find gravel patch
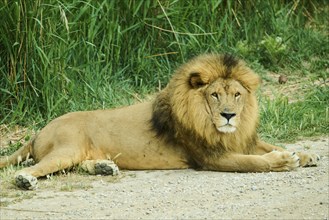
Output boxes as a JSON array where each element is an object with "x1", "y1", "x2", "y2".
[{"x1": 1, "y1": 138, "x2": 328, "y2": 219}]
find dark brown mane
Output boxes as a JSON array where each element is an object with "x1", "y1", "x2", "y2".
[
  {"x1": 150, "y1": 92, "x2": 176, "y2": 143},
  {"x1": 222, "y1": 54, "x2": 239, "y2": 78}
]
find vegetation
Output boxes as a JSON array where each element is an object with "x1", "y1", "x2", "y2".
[
  {"x1": 259, "y1": 87, "x2": 328, "y2": 142},
  {"x1": 0, "y1": 0, "x2": 328, "y2": 143}
]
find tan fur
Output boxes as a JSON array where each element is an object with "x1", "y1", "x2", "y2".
[{"x1": 0, "y1": 54, "x2": 319, "y2": 189}]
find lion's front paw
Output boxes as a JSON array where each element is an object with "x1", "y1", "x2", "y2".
[
  {"x1": 263, "y1": 151, "x2": 300, "y2": 172},
  {"x1": 297, "y1": 152, "x2": 320, "y2": 167},
  {"x1": 15, "y1": 173, "x2": 38, "y2": 190}
]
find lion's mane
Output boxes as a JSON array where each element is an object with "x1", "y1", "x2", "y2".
[{"x1": 151, "y1": 54, "x2": 261, "y2": 167}]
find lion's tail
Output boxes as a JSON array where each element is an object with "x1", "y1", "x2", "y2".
[{"x1": 0, "y1": 141, "x2": 33, "y2": 168}]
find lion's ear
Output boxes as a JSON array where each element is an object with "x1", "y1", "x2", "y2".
[
  {"x1": 189, "y1": 73, "x2": 207, "y2": 89},
  {"x1": 242, "y1": 73, "x2": 260, "y2": 92}
]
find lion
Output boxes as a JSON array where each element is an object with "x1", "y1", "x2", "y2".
[{"x1": 0, "y1": 54, "x2": 320, "y2": 190}]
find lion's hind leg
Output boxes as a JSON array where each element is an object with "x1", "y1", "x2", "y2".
[
  {"x1": 81, "y1": 160, "x2": 120, "y2": 176},
  {"x1": 14, "y1": 150, "x2": 84, "y2": 190}
]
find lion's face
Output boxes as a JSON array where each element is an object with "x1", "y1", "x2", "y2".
[
  {"x1": 204, "y1": 78, "x2": 248, "y2": 133},
  {"x1": 155, "y1": 54, "x2": 260, "y2": 146},
  {"x1": 179, "y1": 54, "x2": 260, "y2": 136}
]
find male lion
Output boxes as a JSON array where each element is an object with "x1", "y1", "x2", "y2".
[{"x1": 0, "y1": 54, "x2": 320, "y2": 190}]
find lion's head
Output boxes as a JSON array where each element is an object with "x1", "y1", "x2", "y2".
[{"x1": 151, "y1": 54, "x2": 261, "y2": 157}]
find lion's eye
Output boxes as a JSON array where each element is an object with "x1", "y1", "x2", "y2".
[
  {"x1": 211, "y1": 92, "x2": 219, "y2": 100},
  {"x1": 235, "y1": 92, "x2": 241, "y2": 98}
]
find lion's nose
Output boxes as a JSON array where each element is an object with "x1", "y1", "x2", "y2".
[{"x1": 220, "y1": 112, "x2": 236, "y2": 120}]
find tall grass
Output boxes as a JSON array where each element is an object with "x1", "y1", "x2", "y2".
[{"x1": 0, "y1": 0, "x2": 328, "y2": 139}]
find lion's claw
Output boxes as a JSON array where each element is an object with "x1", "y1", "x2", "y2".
[{"x1": 297, "y1": 152, "x2": 320, "y2": 167}]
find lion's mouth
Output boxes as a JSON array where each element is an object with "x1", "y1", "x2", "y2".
[{"x1": 217, "y1": 124, "x2": 236, "y2": 133}]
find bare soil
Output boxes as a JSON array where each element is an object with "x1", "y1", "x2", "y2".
[{"x1": 0, "y1": 138, "x2": 328, "y2": 220}]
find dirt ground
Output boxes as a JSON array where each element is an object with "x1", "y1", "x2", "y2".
[{"x1": 0, "y1": 138, "x2": 328, "y2": 220}]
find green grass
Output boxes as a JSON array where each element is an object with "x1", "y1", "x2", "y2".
[
  {"x1": 0, "y1": 0, "x2": 328, "y2": 141},
  {"x1": 259, "y1": 87, "x2": 329, "y2": 143}
]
